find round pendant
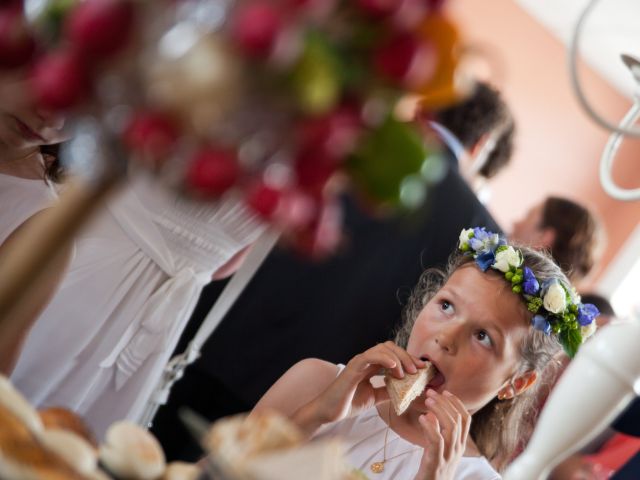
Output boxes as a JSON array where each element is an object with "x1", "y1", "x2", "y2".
[{"x1": 370, "y1": 462, "x2": 385, "y2": 474}]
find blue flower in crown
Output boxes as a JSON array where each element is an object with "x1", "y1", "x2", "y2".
[
  {"x1": 577, "y1": 303, "x2": 599, "y2": 327},
  {"x1": 522, "y1": 267, "x2": 540, "y2": 295},
  {"x1": 459, "y1": 227, "x2": 503, "y2": 271},
  {"x1": 457, "y1": 226, "x2": 601, "y2": 358},
  {"x1": 470, "y1": 227, "x2": 502, "y2": 253},
  {"x1": 532, "y1": 314, "x2": 551, "y2": 335}
]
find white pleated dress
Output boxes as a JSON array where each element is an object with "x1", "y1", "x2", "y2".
[
  {"x1": 11, "y1": 173, "x2": 266, "y2": 438},
  {"x1": 312, "y1": 366, "x2": 501, "y2": 479}
]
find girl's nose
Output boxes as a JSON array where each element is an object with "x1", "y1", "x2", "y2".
[{"x1": 435, "y1": 323, "x2": 460, "y2": 354}]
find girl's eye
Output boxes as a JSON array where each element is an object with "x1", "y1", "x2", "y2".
[
  {"x1": 440, "y1": 300, "x2": 454, "y2": 314},
  {"x1": 475, "y1": 330, "x2": 493, "y2": 348}
]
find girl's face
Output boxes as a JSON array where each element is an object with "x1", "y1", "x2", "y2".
[
  {"x1": 406, "y1": 264, "x2": 531, "y2": 414},
  {"x1": 0, "y1": 108, "x2": 68, "y2": 151}
]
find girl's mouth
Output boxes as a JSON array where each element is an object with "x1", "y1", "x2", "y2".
[{"x1": 420, "y1": 356, "x2": 446, "y2": 390}]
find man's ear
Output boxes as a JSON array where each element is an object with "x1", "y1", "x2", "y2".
[{"x1": 498, "y1": 371, "x2": 538, "y2": 400}]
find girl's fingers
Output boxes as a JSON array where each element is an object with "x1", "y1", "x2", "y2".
[
  {"x1": 425, "y1": 392, "x2": 457, "y2": 458},
  {"x1": 382, "y1": 341, "x2": 425, "y2": 374},
  {"x1": 348, "y1": 343, "x2": 426, "y2": 383},
  {"x1": 350, "y1": 350, "x2": 399, "y2": 377},
  {"x1": 365, "y1": 344, "x2": 405, "y2": 379},
  {"x1": 419, "y1": 412, "x2": 444, "y2": 462},
  {"x1": 429, "y1": 390, "x2": 462, "y2": 431},
  {"x1": 442, "y1": 391, "x2": 471, "y2": 443}
]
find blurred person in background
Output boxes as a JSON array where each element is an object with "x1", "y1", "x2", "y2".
[
  {"x1": 0, "y1": 71, "x2": 267, "y2": 438},
  {"x1": 0, "y1": 80, "x2": 71, "y2": 373},
  {"x1": 510, "y1": 196, "x2": 602, "y2": 283},
  {"x1": 425, "y1": 81, "x2": 516, "y2": 203}
]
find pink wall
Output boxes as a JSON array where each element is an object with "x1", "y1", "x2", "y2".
[{"x1": 447, "y1": 0, "x2": 640, "y2": 288}]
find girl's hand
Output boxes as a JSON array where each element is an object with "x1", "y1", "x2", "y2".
[
  {"x1": 305, "y1": 342, "x2": 425, "y2": 426},
  {"x1": 413, "y1": 390, "x2": 471, "y2": 480}
]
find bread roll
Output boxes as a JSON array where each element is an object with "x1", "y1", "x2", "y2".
[
  {"x1": 162, "y1": 461, "x2": 201, "y2": 480},
  {"x1": 39, "y1": 429, "x2": 97, "y2": 476},
  {"x1": 244, "y1": 439, "x2": 350, "y2": 480},
  {"x1": 99, "y1": 421, "x2": 166, "y2": 480},
  {"x1": 206, "y1": 411, "x2": 302, "y2": 461},
  {"x1": 385, "y1": 363, "x2": 436, "y2": 415},
  {"x1": 40, "y1": 407, "x2": 97, "y2": 447},
  {"x1": 205, "y1": 411, "x2": 303, "y2": 478},
  {"x1": 0, "y1": 403, "x2": 88, "y2": 480}
]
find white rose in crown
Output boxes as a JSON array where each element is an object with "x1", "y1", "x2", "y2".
[
  {"x1": 581, "y1": 321, "x2": 597, "y2": 340},
  {"x1": 492, "y1": 246, "x2": 522, "y2": 273},
  {"x1": 459, "y1": 228, "x2": 474, "y2": 249},
  {"x1": 543, "y1": 282, "x2": 567, "y2": 314}
]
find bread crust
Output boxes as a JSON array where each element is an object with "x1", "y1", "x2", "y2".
[{"x1": 384, "y1": 363, "x2": 436, "y2": 416}]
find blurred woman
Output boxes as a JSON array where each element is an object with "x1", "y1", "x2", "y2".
[
  {"x1": 0, "y1": 75, "x2": 266, "y2": 437},
  {"x1": 0, "y1": 99, "x2": 71, "y2": 373},
  {"x1": 510, "y1": 196, "x2": 602, "y2": 283}
]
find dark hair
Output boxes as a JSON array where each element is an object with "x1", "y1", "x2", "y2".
[
  {"x1": 434, "y1": 82, "x2": 515, "y2": 179},
  {"x1": 541, "y1": 197, "x2": 600, "y2": 282},
  {"x1": 40, "y1": 143, "x2": 64, "y2": 183},
  {"x1": 395, "y1": 245, "x2": 569, "y2": 472},
  {"x1": 579, "y1": 292, "x2": 615, "y2": 317}
]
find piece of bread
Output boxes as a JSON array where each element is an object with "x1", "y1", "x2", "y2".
[
  {"x1": 385, "y1": 363, "x2": 436, "y2": 416},
  {"x1": 205, "y1": 411, "x2": 303, "y2": 479},
  {"x1": 244, "y1": 439, "x2": 351, "y2": 480},
  {"x1": 40, "y1": 407, "x2": 97, "y2": 447},
  {"x1": 0, "y1": 402, "x2": 89, "y2": 480},
  {"x1": 206, "y1": 411, "x2": 302, "y2": 461},
  {"x1": 162, "y1": 461, "x2": 201, "y2": 480},
  {"x1": 39, "y1": 429, "x2": 98, "y2": 476},
  {"x1": 0, "y1": 375, "x2": 43, "y2": 434},
  {"x1": 99, "y1": 421, "x2": 166, "y2": 480}
]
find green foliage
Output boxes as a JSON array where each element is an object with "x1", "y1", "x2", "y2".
[
  {"x1": 560, "y1": 327, "x2": 582, "y2": 358},
  {"x1": 291, "y1": 33, "x2": 342, "y2": 114},
  {"x1": 347, "y1": 116, "x2": 427, "y2": 207},
  {"x1": 527, "y1": 297, "x2": 543, "y2": 313}
]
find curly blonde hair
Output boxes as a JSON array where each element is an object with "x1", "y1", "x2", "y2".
[{"x1": 395, "y1": 246, "x2": 569, "y2": 471}]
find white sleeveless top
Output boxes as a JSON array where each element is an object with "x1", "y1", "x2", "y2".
[
  {"x1": 11, "y1": 173, "x2": 266, "y2": 437},
  {"x1": 0, "y1": 173, "x2": 58, "y2": 245},
  {"x1": 312, "y1": 366, "x2": 501, "y2": 479}
]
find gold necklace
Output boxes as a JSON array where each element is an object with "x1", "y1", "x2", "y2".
[{"x1": 370, "y1": 404, "x2": 422, "y2": 474}]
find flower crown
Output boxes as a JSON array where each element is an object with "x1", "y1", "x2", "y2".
[{"x1": 458, "y1": 227, "x2": 599, "y2": 358}]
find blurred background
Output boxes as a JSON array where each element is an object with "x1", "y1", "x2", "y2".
[{"x1": 448, "y1": 0, "x2": 640, "y2": 315}]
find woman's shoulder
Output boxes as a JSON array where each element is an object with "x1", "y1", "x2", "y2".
[{"x1": 0, "y1": 174, "x2": 57, "y2": 245}]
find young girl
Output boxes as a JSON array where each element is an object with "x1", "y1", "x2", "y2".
[{"x1": 253, "y1": 227, "x2": 599, "y2": 479}]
